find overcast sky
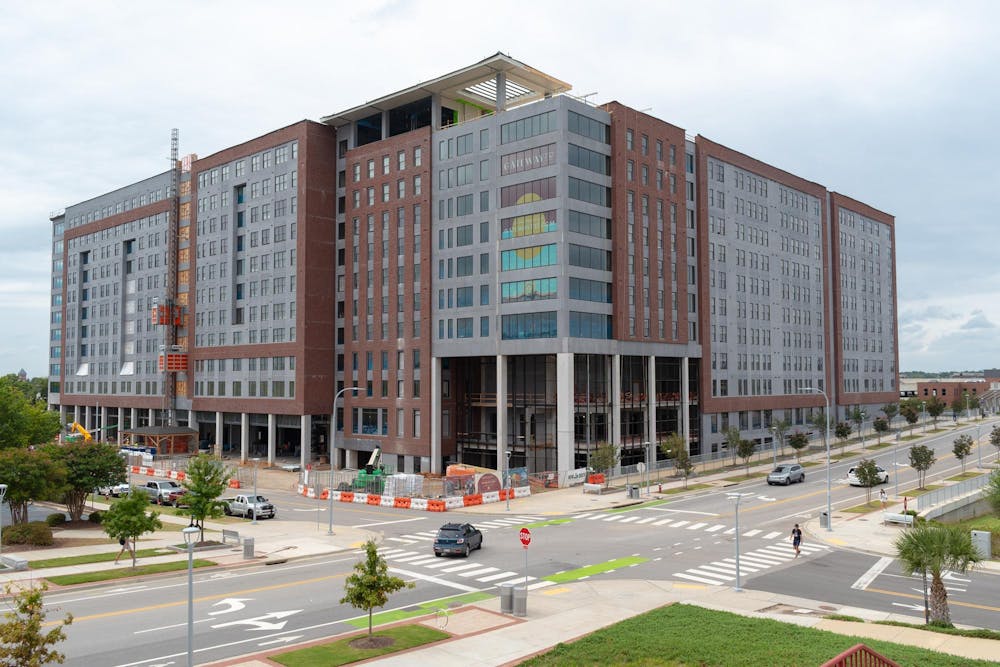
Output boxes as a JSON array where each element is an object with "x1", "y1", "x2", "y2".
[{"x1": 2, "y1": 1, "x2": 998, "y2": 378}]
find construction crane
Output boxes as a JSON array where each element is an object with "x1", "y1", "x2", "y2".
[{"x1": 66, "y1": 422, "x2": 93, "y2": 443}]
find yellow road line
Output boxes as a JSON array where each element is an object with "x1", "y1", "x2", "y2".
[{"x1": 865, "y1": 587, "x2": 1000, "y2": 613}]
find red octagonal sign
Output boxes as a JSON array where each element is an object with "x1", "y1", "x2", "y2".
[{"x1": 519, "y1": 527, "x2": 531, "y2": 547}]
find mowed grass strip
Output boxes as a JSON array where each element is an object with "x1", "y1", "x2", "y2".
[
  {"x1": 520, "y1": 603, "x2": 996, "y2": 667},
  {"x1": 660, "y1": 482, "x2": 712, "y2": 495},
  {"x1": 544, "y1": 556, "x2": 647, "y2": 584},
  {"x1": 343, "y1": 591, "x2": 494, "y2": 629},
  {"x1": 46, "y1": 559, "x2": 216, "y2": 585},
  {"x1": 272, "y1": 625, "x2": 449, "y2": 667},
  {"x1": 29, "y1": 548, "x2": 174, "y2": 569},
  {"x1": 520, "y1": 519, "x2": 573, "y2": 528}
]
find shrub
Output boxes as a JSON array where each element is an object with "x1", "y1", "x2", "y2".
[
  {"x1": 45, "y1": 513, "x2": 67, "y2": 527},
  {"x1": 2, "y1": 522, "x2": 54, "y2": 546},
  {"x1": 88, "y1": 511, "x2": 103, "y2": 524}
]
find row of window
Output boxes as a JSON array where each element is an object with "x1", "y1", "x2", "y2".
[
  {"x1": 352, "y1": 146, "x2": 423, "y2": 182},
  {"x1": 194, "y1": 379, "x2": 294, "y2": 398},
  {"x1": 196, "y1": 142, "x2": 298, "y2": 190}
]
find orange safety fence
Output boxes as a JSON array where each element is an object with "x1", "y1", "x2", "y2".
[
  {"x1": 339, "y1": 491, "x2": 354, "y2": 503},
  {"x1": 319, "y1": 489, "x2": 329, "y2": 500},
  {"x1": 462, "y1": 494, "x2": 483, "y2": 506},
  {"x1": 228, "y1": 479, "x2": 241, "y2": 488},
  {"x1": 394, "y1": 497, "x2": 411, "y2": 509},
  {"x1": 427, "y1": 499, "x2": 446, "y2": 512},
  {"x1": 366, "y1": 494, "x2": 381, "y2": 506}
]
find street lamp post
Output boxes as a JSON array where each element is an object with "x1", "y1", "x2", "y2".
[
  {"x1": 965, "y1": 392, "x2": 970, "y2": 421},
  {"x1": 894, "y1": 431, "x2": 900, "y2": 498},
  {"x1": 727, "y1": 492, "x2": 751, "y2": 592},
  {"x1": 770, "y1": 425, "x2": 778, "y2": 467},
  {"x1": 251, "y1": 458, "x2": 260, "y2": 525},
  {"x1": 922, "y1": 401, "x2": 927, "y2": 434},
  {"x1": 800, "y1": 387, "x2": 832, "y2": 532},
  {"x1": 329, "y1": 386, "x2": 361, "y2": 536},
  {"x1": 0, "y1": 484, "x2": 7, "y2": 556},
  {"x1": 860, "y1": 410, "x2": 867, "y2": 451},
  {"x1": 976, "y1": 423, "x2": 983, "y2": 469},
  {"x1": 182, "y1": 525, "x2": 200, "y2": 667},
  {"x1": 643, "y1": 441, "x2": 652, "y2": 496},
  {"x1": 505, "y1": 449, "x2": 512, "y2": 512}
]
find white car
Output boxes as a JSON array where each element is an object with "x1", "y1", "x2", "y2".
[
  {"x1": 98, "y1": 483, "x2": 132, "y2": 497},
  {"x1": 847, "y1": 465, "x2": 889, "y2": 486}
]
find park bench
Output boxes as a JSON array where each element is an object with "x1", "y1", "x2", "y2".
[
  {"x1": 882, "y1": 512, "x2": 914, "y2": 527},
  {"x1": 583, "y1": 483, "x2": 603, "y2": 495},
  {"x1": 0, "y1": 555, "x2": 28, "y2": 571},
  {"x1": 222, "y1": 528, "x2": 242, "y2": 545}
]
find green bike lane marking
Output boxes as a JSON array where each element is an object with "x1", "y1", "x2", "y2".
[{"x1": 544, "y1": 556, "x2": 649, "y2": 583}]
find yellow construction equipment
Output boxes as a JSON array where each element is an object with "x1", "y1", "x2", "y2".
[{"x1": 67, "y1": 422, "x2": 93, "y2": 443}]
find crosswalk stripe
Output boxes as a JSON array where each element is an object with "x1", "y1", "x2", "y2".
[
  {"x1": 739, "y1": 554, "x2": 784, "y2": 566},
  {"x1": 798, "y1": 543, "x2": 828, "y2": 553},
  {"x1": 687, "y1": 568, "x2": 733, "y2": 581},
  {"x1": 407, "y1": 558, "x2": 445, "y2": 567},
  {"x1": 392, "y1": 554, "x2": 434, "y2": 563},
  {"x1": 495, "y1": 576, "x2": 537, "y2": 586},
  {"x1": 723, "y1": 528, "x2": 735, "y2": 534},
  {"x1": 527, "y1": 580, "x2": 555, "y2": 590},
  {"x1": 718, "y1": 559, "x2": 763, "y2": 573},
  {"x1": 635, "y1": 517, "x2": 656, "y2": 524},
  {"x1": 687, "y1": 522, "x2": 708, "y2": 530},
  {"x1": 440, "y1": 563, "x2": 485, "y2": 573},
  {"x1": 698, "y1": 564, "x2": 756, "y2": 576},
  {"x1": 574, "y1": 513, "x2": 595, "y2": 519},
  {"x1": 758, "y1": 547, "x2": 795, "y2": 559},
  {"x1": 671, "y1": 521, "x2": 690, "y2": 528},
  {"x1": 674, "y1": 572, "x2": 725, "y2": 585},
  {"x1": 706, "y1": 524, "x2": 726, "y2": 532},
  {"x1": 619, "y1": 516, "x2": 640, "y2": 523},
  {"x1": 587, "y1": 514, "x2": 606, "y2": 520},
  {"x1": 458, "y1": 567, "x2": 499, "y2": 578},
  {"x1": 743, "y1": 529, "x2": 762, "y2": 537},
  {"x1": 763, "y1": 531, "x2": 783, "y2": 540},
  {"x1": 477, "y1": 570, "x2": 520, "y2": 582},
  {"x1": 387, "y1": 537, "x2": 414, "y2": 543},
  {"x1": 652, "y1": 519, "x2": 673, "y2": 526},
  {"x1": 378, "y1": 548, "x2": 408, "y2": 555},
  {"x1": 603, "y1": 515, "x2": 624, "y2": 522}
]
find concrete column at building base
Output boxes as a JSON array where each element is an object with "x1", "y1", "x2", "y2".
[
  {"x1": 267, "y1": 414, "x2": 276, "y2": 465},
  {"x1": 215, "y1": 411, "x2": 224, "y2": 458},
  {"x1": 556, "y1": 352, "x2": 574, "y2": 475},
  {"x1": 241, "y1": 413, "x2": 250, "y2": 463},
  {"x1": 300, "y1": 414, "x2": 312, "y2": 469}
]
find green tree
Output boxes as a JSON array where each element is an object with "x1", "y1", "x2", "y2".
[
  {"x1": 925, "y1": 396, "x2": 946, "y2": 426},
  {"x1": 179, "y1": 454, "x2": 231, "y2": 542},
  {"x1": 908, "y1": 444, "x2": 936, "y2": 489},
  {"x1": 724, "y1": 426, "x2": 742, "y2": 467},
  {"x1": 985, "y1": 470, "x2": 1000, "y2": 515},
  {"x1": 849, "y1": 408, "x2": 867, "y2": 449},
  {"x1": 736, "y1": 439, "x2": 755, "y2": 477},
  {"x1": 894, "y1": 524, "x2": 982, "y2": 626},
  {"x1": 900, "y1": 403, "x2": 920, "y2": 434},
  {"x1": 881, "y1": 403, "x2": 899, "y2": 428},
  {"x1": 788, "y1": 432, "x2": 809, "y2": 461},
  {"x1": 590, "y1": 442, "x2": 619, "y2": 488},
  {"x1": 853, "y1": 458, "x2": 881, "y2": 503},
  {"x1": 770, "y1": 419, "x2": 791, "y2": 458},
  {"x1": 834, "y1": 421, "x2": 852, "y2": 455},
  {"x1": 990, "y1": 424, "x2": 1000, "y2": 463},
  {"x1": 0, "y1": 379, "x2": 61, "y2": 450},
  {"x1": 951, "y1": 434, "x2": 973, "y2": 474},
  {"x1": 340, "y1": 539, "x2": 414, "y2": 637},
  {"x1": 808, "y1": 411, "x2": 831, "y2": 449},
  {"x1": 659, "y1": 433, "x2": 693, "y2": 488},
  {"x1": 0, "y1": 582, "x2": 72, "y2": 666},
  {"x1": 0, "y1": 449, "x2": 66, "y2": 525},
  {"x1": 872, "y1": 417, "x2": 889, "y2": 444},
  {"x1": 42, "y1": 441, "x2": 126, "y2": 521},
  {"x1": 101, "y1": 489, "x2": 162, "y2": 568}
]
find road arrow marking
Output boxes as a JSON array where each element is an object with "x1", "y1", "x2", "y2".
[
  {"x1": 209, "y1": 598, "x2": 253, "y2": 616},
  {"x1": 943, "y1": 571, "x2": 971, "y2": 583},
  {"x1": 258, "y1": 635, "x2": 303, "y2": 646},
  {"x1": 892, "y1": 602, "x2": 926, "y2": 612},
  {"x1": 211, "y1": 610, "x2": 302, "y2": 631}
]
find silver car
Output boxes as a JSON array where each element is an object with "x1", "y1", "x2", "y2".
[{"x1": 767, "y1": 463, "x2": 805, "y2": 485}]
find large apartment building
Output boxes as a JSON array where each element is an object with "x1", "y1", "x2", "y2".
[{"x1": 48, "y1": 53, "x2": 898, "y2": 478}]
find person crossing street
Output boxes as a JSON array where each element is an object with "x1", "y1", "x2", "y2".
[{"x1": 790, "y1": 523, "x2": 803, "y2": 557}]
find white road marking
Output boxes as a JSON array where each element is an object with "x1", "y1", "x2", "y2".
[
  {"x1": 476, "y1": 570, "x2": 520, "y2": 582},
  {"x1": 388, "y1": 567, "x2": 479, "y2": 592},
  {"x1": 686, "y1": 522, "x2": 708, "y2": 530},
  {"x1": 439, "y1": 563, "x2": 484, "y2": 573},
  {"x1": 619, "y1": 516, "x2": 640, "y2": 523},
  {"x1": 649, "y1": 508, "x2": 720, "y2": 516},
  {"x1": 495, "y1": 576, "x2": 537, "y2": 586},
  {"x1": 635, "y1": 517, "x2": 656, "y2": 524},
  {"x1": 458, "y1": 567, "x2": 499, "y2": 578},
  {"x1": 742, "y1": 529, "x2": 762, "y2": 537},
  {"x1": 706, "y1": 524, "x2": 726, "y2": 532},
  {"x1": 354, "y1": 517, "x2": 426, "y2": 528},
  {"x1": 671, "y1": 520, "x2": 690, "y2": 528},
  {"x1": 687, "y1": 568, "x2": 733, "y2": 581},
  {"x1": 673, "y1": 572, "x2": 724, "y2": 585},
  {"x1": 763, "y1": 531, "x2": 783, "y2": 540},
  {"x1": 717, "y1": 559, "x2": 763, "y2": 573},
  {"x1": 603, "y1": 515, "x2": 624, "y2": 522},
  {"x1": 652, "y1": 519, "x2": 674, "y2": 526},
  {"x1": 851, "y1": 556, "x2": 894, "y2": 591}
]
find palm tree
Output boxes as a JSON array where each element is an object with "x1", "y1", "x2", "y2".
[{"x1": 894, "y1": 524, "x2": 982, "y2": 626}]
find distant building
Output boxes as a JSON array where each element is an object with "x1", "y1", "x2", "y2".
[{"x1": 47, "y1": 53, "x2": 899, "y2": 476}]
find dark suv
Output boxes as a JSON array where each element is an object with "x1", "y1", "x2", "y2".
[{"x1": 433, "y1": 522, "x2": 483, "y2": 557}]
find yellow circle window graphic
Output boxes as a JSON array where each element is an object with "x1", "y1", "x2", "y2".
[{"x1": 514, "y1": 192, "x2": 544, "y2": 261}]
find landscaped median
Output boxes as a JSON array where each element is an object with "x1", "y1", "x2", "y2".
[{"x1": 45, "y1": 558, "x2": 218, "y2": 586}]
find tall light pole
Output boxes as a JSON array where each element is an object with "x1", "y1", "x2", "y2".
[
  {"x1": 893, "y1": 431, "x2": 900, "y2": 498},
  {"x1": 505, "y1": 449, "x2": 512, "y2": 511},
  {"x1": 643, "y1": 441, "x2": 651, "y2": 496},
  {"x1": 921, "y1": 401, "x2": 927, "y2": 433},
  {"x1": 329, "y1": 386, "x2": 361, "y2": 536},
  {"x1": 251, "y1": 458, "x2": 260, "y2": 525},
  {"x1": 965, "y1": 391, "x2": 970, "y2": 421},
  {"x1": 770, "y1": 425, "x2": 778, "y2": 467},
  {"x1": 860, "y1": 410, "x2": 867, "y2": 451},
  {"x1": 182, "y1": 525, "x2": 199, "y2": 667},
  {"x1": 976, "y1": 423, "x2": 983, "y2": 469},
  {"x1": 800, "y1": 387, "x2": 832, "y2": 532},
  {"x1": 0, "y1": 484, "x2": 7, "y2": 556},
  {"x1": 727, "y1": 492, "x2": 751, "y2": 592}
]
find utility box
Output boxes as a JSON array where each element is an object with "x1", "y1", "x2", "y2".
[
  {"x1": 971, "y1": 530, "x2": 992, "y2": 559},
  {"x1": 513, "y1": 585, "x2": 527, "y2": 617},
  {"x1": 243, "y1": 537, "x2": 255, "y2": 559},
  {"x1": 500, "y1": 582, "x2": 515, "y2": 614}
]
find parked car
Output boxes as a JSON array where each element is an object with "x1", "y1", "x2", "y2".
[
  {"x1": 222, "y1": 494, "x2": 276, "y2": 520},
  {"x1": 433, "y1": 523, "x2": 483, "y2": 557},
  {"x1": 98, "y1": 483, "x2": 132, "y2": 497},
  {"x1": 766, "y1": 463, "x2": 805, "y2": 485},
  {"x1": 847, "y1": 466, "x2": 889, "y2": 486},
  {"x1": 142, "y1": 480, "x2": 188, "y2": 506}
]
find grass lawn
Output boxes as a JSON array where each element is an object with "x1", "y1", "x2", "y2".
[
  {"x1": 842, "y1": 500, "x2": 882, "y2": 514},
  {"x1": 902, "y1": 434, "x2": 922, "y2": 441},
  {"x1": 344, "y1": 592, "x2": 493, "y2": 629},
  {"x1": 941, "y1": 515, "x2": 1000, "y2": 560},
  {"x1": 722, "y1": 472, "x2": 768, "y2": 483},
  {"x1": 46, "y1": 559, "x2": 216, "y2": 585},
  {"x1": 29, "y1": 548, "x2": 174, "y2": 569},
  {"x1": 521, "y1": 603, "x2": 996, "y2": 667},
  {"x1": 900, "y1": 484, "x2": 943, "y2": 497},
  {"x1": 660, "y1": 482, "x2": 712, "y2": 494},
  {"x1": 867, "y1": 442, "x2": 892, "y2": 450},
  {"x1": 801, "y1": 460, "x2": 822, "y2": 467},
  {"x1": 945, "y1": 471, "x2": 984, "y2": 482},
  {"x1": 271, "y1": 625, "x2": 449, "y2": 667}
]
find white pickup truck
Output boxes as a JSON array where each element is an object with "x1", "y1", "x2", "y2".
[{"x1": 222, "y1": 494, "x2": 276, "y2": 520}]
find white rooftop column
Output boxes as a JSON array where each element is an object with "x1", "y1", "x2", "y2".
[
  {"x1": 557, "y1": 353, "x2": 574, "y2": 477},
  {"x1": 681, "y1": 357, "x2": 691, "y2": 451},
  {"x1": 431, "y1": 356, "x2": 442, "y2": 474},
  {"x1": 495, "y1": 71, "x2": 507, "y2": 112},
  {"x1": 496, "y1": 354, "x2": 507, "y2": 474},
  {"x1": 300, "y1": 414, "x2": 312, "y2": 470}
]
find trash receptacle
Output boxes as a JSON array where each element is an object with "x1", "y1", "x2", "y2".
[
  {"x1": 513, "y1": 585, "x2": 527, "y2": 617},
  {"x1": 819, "y1": 511, "x2": 829, "y2": 529},
  {"x1": 243, "y1": 537, "x2": 255, "y2": 559},
  {"x1": 500, "y1": 582, "x2": 515, "y2": 614},
  {"x1": 972, "y1": 530, "x2": 992, "y2": 559},
  {"x1": 627, "y1": 485, "x2": 639, "y2": 499}
]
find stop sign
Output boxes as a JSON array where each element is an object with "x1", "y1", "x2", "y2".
[{"x1": 519, "y1": 527, "x2": 531, "y2": 547}]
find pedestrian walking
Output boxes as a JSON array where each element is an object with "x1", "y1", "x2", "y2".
[
  {"x1": 114, "y1": 536, "x2": 133, "y2": 564},
  {"x1": 879, "y1": 488, "x2": 887, "y2": 509},
  {"x1": 790, "y1": 523, "x2": 803, "y2": 557}
]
